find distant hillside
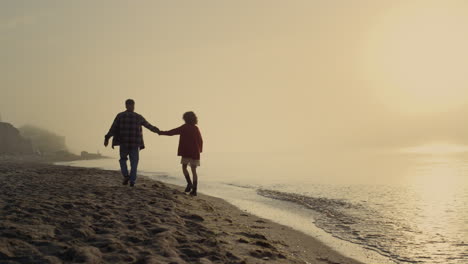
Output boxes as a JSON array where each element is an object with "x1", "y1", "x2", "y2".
[
  {"x1": 19, "y1": 125, "x2": 67, "y2": 154},
  {"x1": 0, "y1": 122, "x2": 34, "y2": 154}
]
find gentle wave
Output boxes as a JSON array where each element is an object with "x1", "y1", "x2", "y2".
[{"x1": 257, "y1": 189, "x2": 466, "y2": 264}]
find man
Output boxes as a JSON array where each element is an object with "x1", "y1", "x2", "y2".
[{"x1": 104, "y1": 99, "x2": 159, "y2": 187}]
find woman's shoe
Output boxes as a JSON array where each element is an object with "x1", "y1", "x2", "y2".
[{"x1": 184, "y1": 184, "x2": 193, "y2": 192}]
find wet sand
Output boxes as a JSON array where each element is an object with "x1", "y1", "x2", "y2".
[{"x1": 0, "y1": 160, "x2": 362, "y2": 264}]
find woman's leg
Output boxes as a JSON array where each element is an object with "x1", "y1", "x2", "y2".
[
  {"x1": 182, "y1": 164, "x2": 193, "y2": 192},
  {"x1": 190, "y1": 165, "x2": 198, "y2": 196}
]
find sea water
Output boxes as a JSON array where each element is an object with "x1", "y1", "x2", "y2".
[{"x1": 59, "y1": 149, "x2": 468, "y2": 264}]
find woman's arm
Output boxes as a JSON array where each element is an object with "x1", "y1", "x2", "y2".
[
  {"x1": 197, "y1": 127, "x2": 203, "y2": 153},
  {"x1": 159, "y1": 125, "x2": 183, "y2": 136}
]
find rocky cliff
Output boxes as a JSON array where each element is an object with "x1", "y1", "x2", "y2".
[
  {"x1": 19, "y1": 125, "x2": 67, "y2": 154},
  {"x1": 0, "y1": 122, "x2": 34, "y2": 154}
]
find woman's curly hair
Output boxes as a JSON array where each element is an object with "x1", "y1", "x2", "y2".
[{"x1": 183, "y1": 111, "x2": 198, "y2": 125}]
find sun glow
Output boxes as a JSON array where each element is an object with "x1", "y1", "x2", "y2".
[
  {"x1": 362, "y1": 1, "x2": 468, "y2": 114},
  {"x1": 402, "y1": 143, "x2": 468, "y2": 155}
]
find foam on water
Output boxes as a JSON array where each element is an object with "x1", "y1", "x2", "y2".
[{"x1": 255, "y1": 184, "x2": 468, "y2": 264}]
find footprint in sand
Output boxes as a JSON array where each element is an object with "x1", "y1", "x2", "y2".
[
  {"x1": 181, "y1": 214, "x2": 205, "y2": 222},
  {"x1": 236, "y1": 232, "x2": 267, "y2": 240},
  {"x1": 249, "y1": 249, "x2": 286, "y2": 260},
  {"x1": 251, "y1": 225, "x2": 267, "y2": 229}
]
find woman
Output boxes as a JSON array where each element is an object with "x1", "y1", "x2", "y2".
[{"x1": 159, "y1": 111, "x2": 203, "y2": 196}]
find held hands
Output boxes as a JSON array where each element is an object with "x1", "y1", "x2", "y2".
[{"x1": 154, "y1": 127, "x2": 161, "y2": 135}]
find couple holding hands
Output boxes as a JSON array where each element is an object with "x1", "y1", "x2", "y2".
[{"x1": 104, "y1": 99, "x2": 203, "y2": 196}]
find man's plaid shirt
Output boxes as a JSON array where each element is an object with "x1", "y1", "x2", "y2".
[{"x1": 105, "y1": 111, "x2": 159, "y2": 149}]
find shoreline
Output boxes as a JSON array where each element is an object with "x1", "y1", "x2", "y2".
[
  {"x1": 0, "y1": 153, "x2": 112, "y2": 164},
  {"x1": 59, "y1": 158, "x2": 395, "y2": 264},
  {"x1": 0, "y1": 159, "x2": 365, "y2": 263}
]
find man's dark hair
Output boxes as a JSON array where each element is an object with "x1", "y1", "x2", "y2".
[
  {"x1": 183, "y1": 111, "x2": 198, "y2": 125},
  {"x1": 125, "y1": 99, "x2": 135, "y2": 105}
]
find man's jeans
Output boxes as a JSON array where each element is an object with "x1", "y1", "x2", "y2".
[{"x1": 119, "y1": 146, "x2": 140, "y2": 184}]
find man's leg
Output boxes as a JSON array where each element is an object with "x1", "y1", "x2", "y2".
[
  {"x1": 119, "y1": 146, "x2": 130, "y2": 185},
  {"x1": 190, "y1": 165, "x2": 198, "y2": 196},
  {"x1": 182, "y1": 164, "x2": 193, "y2": 192},
  {"x1": 128, "y1": 147, "x2": 140, "y2": 185}
]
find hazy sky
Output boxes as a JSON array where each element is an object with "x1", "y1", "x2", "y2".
[{"x1": 2, "y1": 1, "x2": 468, "y2": 154}]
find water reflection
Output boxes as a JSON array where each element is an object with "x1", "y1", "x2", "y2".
[{"x1": 401, "y1": 153, "x2": 468, "y2": 262}]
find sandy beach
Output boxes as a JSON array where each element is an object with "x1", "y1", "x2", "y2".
[{"x1": 0, "y1": 160, "x2": 362, "y2": 264}]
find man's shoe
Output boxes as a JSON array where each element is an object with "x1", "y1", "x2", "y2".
[
  {"x1": 190, "y1": 189, "x2": 197, "y2": 196},
  {"x1": 130, "y1": 183, "x2": 135, "y2": 187},
  {"x1": 122, "y1": 177, "x2": 129, "y2": 185}
]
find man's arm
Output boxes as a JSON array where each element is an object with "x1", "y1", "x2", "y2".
[
  {"x1": 104, "y1": 114, "x2": 120, "y2": 147},
  {"x1": 140, "y1": 116, "x2": 160, "y2": 134}
]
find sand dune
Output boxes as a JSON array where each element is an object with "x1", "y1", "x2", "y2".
[{"x1": 0, "y1": 161, "x2": 361, "y2": 264}]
